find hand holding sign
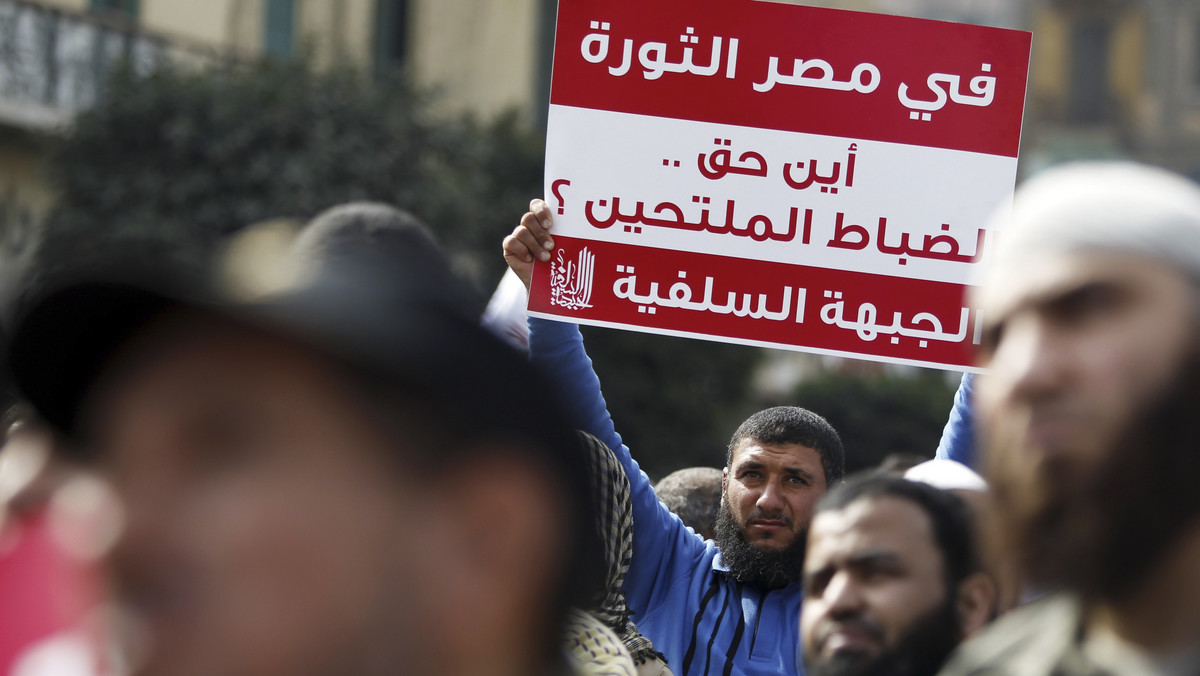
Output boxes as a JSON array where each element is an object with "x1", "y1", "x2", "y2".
[{"x1": 504, "y1": 199, "x2": 556, "y2": 290}]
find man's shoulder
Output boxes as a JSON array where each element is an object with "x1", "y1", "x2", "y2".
[{"x1": 939, "y1": 594, "x2": 1083, "y2": 676}]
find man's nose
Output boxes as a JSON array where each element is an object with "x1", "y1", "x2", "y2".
[
  {"x1": 823, "y1": 570, "x2": 865, "y2": 616},
  {"x1": 109, "y1": 472, "x2": 178, "y2": 575},
  {"x1": 756, "y1": 479, "x2": 785, "y2": 514},
  {"x1": 987, "y1": 317, "x2": 1069, "y2": 404}
]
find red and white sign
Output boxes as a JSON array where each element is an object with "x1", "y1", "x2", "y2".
[{"x1": 529, "y1": 0, "x2": 1032, "y2": 370}]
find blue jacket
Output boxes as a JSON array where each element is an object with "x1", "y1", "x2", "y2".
[
  {"x1": 530, "y1": 319, "x2": 805, "y2": 676},
  {"x1": 935, "y1": 373, "x2": 977, "y2": 468}
]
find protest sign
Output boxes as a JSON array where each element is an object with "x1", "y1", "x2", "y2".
[{"x1": 528, "y1": 0, "x2": 1032, "y2": 370}]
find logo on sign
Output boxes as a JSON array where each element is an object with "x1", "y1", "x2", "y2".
[{"x1": 549, "y1": 246, "x2": 595, "y2": 311}]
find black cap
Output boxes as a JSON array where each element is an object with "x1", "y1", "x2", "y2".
[
  {"x1": 7, "y1": 251, "x2": 604, "y2": 610},
  {"x1": 8, "y1": 261, "x2": 495, "y2": 438}
]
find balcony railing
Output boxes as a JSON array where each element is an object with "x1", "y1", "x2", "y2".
[{"x1": 0, "y1": 0, "x2": 231, "y2": 130}]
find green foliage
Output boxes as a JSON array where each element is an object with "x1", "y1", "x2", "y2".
[
  {"x1": 31, "y1": 57, "x2": 762, "y2": 476},
  {"x1": 36, "y1": 56, "x2": 970, "y2": 484},
  {"x1": 37, "y1": 59, "x2": 544, "y2": 287},
  {"x1": 787, "y1": 369, "x2": 958, "y2": 476},
  {"x1": 35, "y1": 58, "x2": 962, "y2": 479},
  {"x1": 33, "y1": 56, "x2": 769, "y2": 476},
  {"x1": 582, "y1": 327, "x2": 762, "y2": 479}
]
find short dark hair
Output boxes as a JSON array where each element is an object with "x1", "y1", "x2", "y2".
[
  {"x1": 815, "y1": 474, "x2": 979, "y2": 586},
  {"x1": 655, "y1": 467, "x2": 723, "y2": 536},
  {"x1": 295, "y1": 202, "x2": 439, "y2": 260},
  {"x1": 726, "y1": 406, "x2": 845, "y2": 488},
  {"x1": 293, "y1": 201, "x2": 484, "y2": 319}
]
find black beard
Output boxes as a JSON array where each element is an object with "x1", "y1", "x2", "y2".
[
  {"x1": 806, "y1": 592, "x2": 962, "y2": 676},
  {"x1": 712, "y1": 498, "x2": 806, "y2": 590},
  {"x1": 990, "y1": 344, "x2": 1200, "y2": 603}
]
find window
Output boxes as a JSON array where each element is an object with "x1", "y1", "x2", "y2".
[
  {"x1": 1068, "y1": 14, "x2": 1112, "y2": 123},
  {"x1": 264, "y1": 0, "x2": 295, "y2": 59},
  {"x1": 90, "y1": 0, "x2": 138, "y2": 18},
  {"x1": 534, "y1": 0, "x2": 557, "y2": 129},
  {"x1": 374, "y1": 0, "x2": 409, "y2": 75}
]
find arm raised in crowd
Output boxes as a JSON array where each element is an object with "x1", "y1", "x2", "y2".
[
  {"x1": 935, "y1": 373, "x2": 976, "y2": 468},
  {"x1": 503, "y1": 201, "x2": 713, "y2": 614},
  {"x1": 502, "y1": 199, "x2": 556, "y2": 288}
]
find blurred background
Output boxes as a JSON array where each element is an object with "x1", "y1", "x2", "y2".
[{"x1": 1, "y1": 0, "x2": 1199, "y2": 477}]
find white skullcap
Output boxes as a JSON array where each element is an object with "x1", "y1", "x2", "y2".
[
  {"x1": 905, "y1": 459, "x2": 987, "y2": 493},
  {"x1": 980, "y1": 162, "x2": 1200, "y2": 286}
]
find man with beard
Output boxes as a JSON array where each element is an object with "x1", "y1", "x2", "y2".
[
  {"x1": 940, "y1": 162, "x2": 1200, "y2": 675},
  {"x1": 504, "y1": 201, "x2": 846, "y2": 675},
  {"x1": 801, "y1": 475, "x2": 995, "y2": 676}
]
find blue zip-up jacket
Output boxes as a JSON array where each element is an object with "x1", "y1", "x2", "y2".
[
  {"x1": 530, "y1": 318, "x2": 805, "y2": 676},
  {"x1": 935, "y1": 373, "x2": 977, "y2": 468}
]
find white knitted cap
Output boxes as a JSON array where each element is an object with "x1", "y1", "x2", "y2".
[
  {"x1": 980, "y1": 162, "x2": 1200, "y2": 287},
  {"x1": 905, "y1": 459, "x2": 988, "y2": 493}
]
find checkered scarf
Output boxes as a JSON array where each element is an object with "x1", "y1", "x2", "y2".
[
  {"x1": 563, "y1": 608, "x2": 636, "y2": 676},
  {"x1": 578, "y1": 432, "x2": 665, "y2": 666}
]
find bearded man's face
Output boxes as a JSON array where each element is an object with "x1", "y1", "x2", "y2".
[
  {"x1": 801, "y1": 496, "x2": 965, "y2": 676},
  {"x1": 975, "y1": 252, "x2": 1200, "y2": 599},
  {"x1": 714, "y1": 439, "x2": 827, "y2": 588}
]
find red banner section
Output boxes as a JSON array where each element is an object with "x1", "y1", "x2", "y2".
[
  {"x1": 530, "y1": 236, "x2": 979, "y2": 369},
  {"x1": 552, "y1": 0, "x2": 1030, "y2": 158}
]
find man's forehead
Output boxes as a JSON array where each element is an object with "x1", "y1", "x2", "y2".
[
  {"x1": 89, "y1": 312, "x2": 337, "y2": 429},
  {"x1": 807, "y1": 497, "x2": 937, "y2": 565},
  {"x1": 733, "y1": 439, "x2": 820, "y2": 464}
]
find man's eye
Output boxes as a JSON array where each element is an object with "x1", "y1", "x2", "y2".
[
  {"x1": 1050, "y1": 284, "x2": 1124, "y2": 326},
  {"x1": 978, "y1": 322, "x2": 1003, "y2": 358},
  {"x1": 857, "y1": 565, "x2": 899, "y2": 583},
  {"x1": 804, "y1": 574, "x2": 828, "y2": 596}
]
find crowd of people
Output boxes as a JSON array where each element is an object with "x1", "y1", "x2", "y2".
[{"x1": 2, "y1": 160, "x2": 1200, "y2": 676}]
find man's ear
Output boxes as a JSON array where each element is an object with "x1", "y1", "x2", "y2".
[
  {"x1": 955, "y1": 571, "x2": 999, "y2": 639},
  {"x1": 722, "y1": 467, "x2": 728, "y2": 491}
]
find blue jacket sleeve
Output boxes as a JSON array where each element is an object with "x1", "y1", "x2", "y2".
[
  {"x1": 528, "y1": 318, "x2": 711, "y2": 613},
  {"x1": 935, "y1": 372, "x2": 976, "y2": 468}
]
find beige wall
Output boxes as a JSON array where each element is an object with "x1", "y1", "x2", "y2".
[
  {"x1": 10, "y1": 0, "x2": 547, "y2": 121},
  {"x1": 1030, "y1": 6, "x2": 1068, "y2": 101},
  {"x1": 409, "y1": 0, "x2": 540, "y2": 121},
  {"x1": 1027, "y1": 5, "x2": 1145, "y2": 122},
  {"x1": 1110, "y1": 9, "x2": 1144, "y2": 110},
  {"x1": 142, "y1": 0, "x2": 239, "y2": 49},
  {"x1": 296, "y1": 0, "x2": 375, "y2": 67}
]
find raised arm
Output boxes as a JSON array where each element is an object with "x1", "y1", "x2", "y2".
[
  {"x1": 504, "y1": 201, "x2": 712, "y2": 611},
  {"x1": 935, "y1": 372, "x2": 977, "y2": 468}
]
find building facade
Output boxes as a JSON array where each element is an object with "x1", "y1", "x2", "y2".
[
  {"x1": 4, "y1": 0, "x2": 1200, "y2": 270},
  {"x1": 0, "y1": 0, "x2": 554, "y2": 234}
]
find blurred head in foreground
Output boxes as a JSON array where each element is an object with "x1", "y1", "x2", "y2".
[
  {"x1": 973, "y1": 163, "x2": 1200, "y2": 607},
  {"x1": 5, "y1": 208, "x2": 600, "y2": 676},
  {"x1": 801, "y1": 475, "x2": 993, "y2": 676},
  {"x1": 655, "y1": 466, "x2": 722, "y2": 540}
]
